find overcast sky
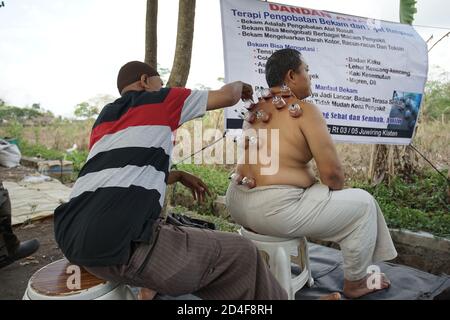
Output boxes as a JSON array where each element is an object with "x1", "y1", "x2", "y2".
[{"x1": 0, "y1": 0, "x2": 449, "y2": 117}]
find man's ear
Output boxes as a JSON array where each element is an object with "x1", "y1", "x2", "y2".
[
  {"x1": 284, "y1": 70, "x2": 296, "y2": 85},
  {"x1": 139, "y1": 74, "x2": 148, "y2": 88}
]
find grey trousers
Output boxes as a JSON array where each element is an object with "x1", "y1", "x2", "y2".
[{"x1": 85, "y1": 222, "x2": 287, "y2": 300}]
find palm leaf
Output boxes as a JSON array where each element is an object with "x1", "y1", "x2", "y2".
[{"x1": 400, "y1": 0, "x2": 417, "y2": 25}]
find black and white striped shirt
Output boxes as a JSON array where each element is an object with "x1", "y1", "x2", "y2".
[{"x1": 54, "y1": 88, "x2": 207, "y2": 266}]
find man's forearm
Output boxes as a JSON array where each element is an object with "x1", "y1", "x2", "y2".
[
  {"x1": 321, "y1": 172, "x2": 344, "y2": 190},
  {"x1": 207, "y1": 81, "x2": 253, "y2": 111},
  {"x1": 224, "y1": 81, "x2": 244, "y2": 105},
  {"x1": 167, "y1": 171, "x2": 181, "y2": 184},
  {"x1": 206, "y1": 82, "x2": 242, "y2": 111}
]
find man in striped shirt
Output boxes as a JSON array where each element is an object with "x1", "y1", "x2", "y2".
[{"x1": 54, "y1": 61, "x2": 287, "y2": 300}]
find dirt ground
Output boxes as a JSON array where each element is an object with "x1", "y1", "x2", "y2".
[
  {"x1": 1, "y1": 166, "x2": 449, "y2": 300},
  {"x1": 0, "y1": 218, "x2": 62, "y2": 300},
  {"x1": 0, "y1": 166, "x2": 64, "y2": 300}
]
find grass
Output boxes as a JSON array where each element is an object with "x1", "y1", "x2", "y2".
[
  {"x1": 353, "y1": 170, "x2": 450, "y2": 238},
  {"x1": 174, "y1": 163, "x2": 231, "y2": 195},
  {"x1": 170, "y1": 165, "x2": 449, "y2": 238},
  {"x1": 1, "y1": 118, "x2": 448, "y2": 238},
  {"x1": 168, "y1": 163, "x2": 231, "y2": 215},
  {"x1": 170, "y1": 205, "x2": 239, "y2": 233},
  {"x1": 17, "y1": 140, "x2": 89, "y2": 181}
]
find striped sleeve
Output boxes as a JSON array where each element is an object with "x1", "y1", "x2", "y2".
[{"x1": 166, "y1": 88, "x2": 208, "y2": 130}]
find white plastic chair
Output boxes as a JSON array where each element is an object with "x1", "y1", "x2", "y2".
[{"x1": 239, "y1": 227, "x2": 314, "y2": 300}]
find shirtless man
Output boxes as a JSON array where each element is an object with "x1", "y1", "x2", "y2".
[{"x1": 226, "y1": 49, "x2": 398, "y2": 299}]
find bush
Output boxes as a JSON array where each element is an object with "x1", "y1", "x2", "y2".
[
  {"x1": 353, "y1": 170, "x2": 450, "y2": 238},
  {"x1": 423, "y1": 80, "x2": 450, "y2": 122},
  {"x1": 0, "y1": 105, "x2": 43, "y2": 122},
  {"x1": 18, "y1": 140, "x2": 89, "y2": 181},
  {"x1": 171, "y1": 165, "x2": 450, "y2": 238},
  {"x1": 3, "y1": 120, "x2": 24, "y2": 142},
  {"x1": 169, "y1": 164, "x2": 231, "y2": 215},
  {"x1": 19, "y1": 140, "x2": 65, "y2": 160}
]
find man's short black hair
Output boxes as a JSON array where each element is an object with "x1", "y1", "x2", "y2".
[
  {"x1": 117, "y1": 61, "x2": 160, "y2": 94},
  {"x1": 265, "y1": 49, "x2": 302, "y2": 87}
]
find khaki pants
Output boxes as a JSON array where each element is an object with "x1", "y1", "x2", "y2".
[
  {"x1": 226, "y1": 183, "x2": 398, "y2": 281},
  {"x1": 85, "y1": 222, "x2": 287, "y2": 300}
]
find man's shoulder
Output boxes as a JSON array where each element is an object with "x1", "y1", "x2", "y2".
[
  {"x1": 297, "y1": 100, "x2": 325, "y2": 121},
  {"x1": 299, "y1": 100, "x2": 320, "y2": 112}
]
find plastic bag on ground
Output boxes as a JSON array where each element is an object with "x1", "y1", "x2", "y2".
[{"x1": 0, "y1": 139, "x2": 21, "y2": 168}]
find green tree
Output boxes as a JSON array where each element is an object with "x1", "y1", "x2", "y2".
[
  {"x1": 145, "y1": 0, "x2": 158, "y2": 67},
  {"x1": 145, "y1": 0, "x2": 196, "y2": 88},
  {"x1": 423, "y1": 80, "x2": 450, "y2": 121},
  {"x1": 167, "y1": 0, "x2": 196, "y2": 87},
  {"x1": 0, "y1": 105, "x2": 42, "y2": 122},
  {"x1": 73, "y1": 94, "x2": 115, "y2": 119},
  {"x1": 369, "y1": 0, "x2": 419, "y2": 185},
  {"x1": 74, "y1": 102, "x2": 99, "y2": 119},
  {"x1": 4, "y1": 121, "x2": 24, "y2": 141},
  {"x1": 399, "y1": 0, "x2": 417, "y2": 24}
]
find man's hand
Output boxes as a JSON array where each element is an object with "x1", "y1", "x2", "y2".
[
  {"x1": 241, "y1": 82, "x2": 254, "y2": 101},
  {"x1": 169, "y1": 171, "x2": 211, "y2": 203},
  {"x1": 207, "y1": 81, "x2": 253, "y2": 111}
]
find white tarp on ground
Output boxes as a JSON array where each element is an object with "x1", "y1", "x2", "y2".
[{"x1": 4, "y1": 178, "x2": 71, "y2": 226}]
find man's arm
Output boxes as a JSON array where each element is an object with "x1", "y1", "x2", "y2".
[
  {"x1": 299, "y1": 102, "x2": 344, "y2": 190},
  {"x1": 168, "y1": 170, "x2": 211, "y2": 202},
  {"x1": 167, "y1": 171, "x2": 181, "y2": 185},
  {"x1": 206, "y1": 81, "x2": 253, "y2": 111}
]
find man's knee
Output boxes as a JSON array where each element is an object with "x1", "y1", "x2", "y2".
[
  {"x1": 348, "y1": 188, "x2": 374, "y2": 206},
  {"x1": 348, "y1": 188, "x2": 377, "y2": 220},
  {"x1": 233, "y1": 236, "x2": 258, "y2": 259}
]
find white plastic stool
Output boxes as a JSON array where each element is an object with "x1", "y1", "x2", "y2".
[
  {"x1": 23, "y1": 258, "x2": 135, "y2": 300},
  {"x1": 239, "y1": 227, "x2": 314, "y2": 300}
]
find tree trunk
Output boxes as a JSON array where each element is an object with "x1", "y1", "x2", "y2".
[
  {"x1": 167, "y1": 0, "x2": 196, "y2": 87},
  {"x1": 369, "y1": 139, "x2": 419, "y2": 185},
  {"x1": 392, "y1": 144, "x2": 419, "y2": 183},
  {"x1": 368, "y1": 0, "x2": 419, "y2": 185},
  {"x1": 145, "y1": 0, "x2": 158, "y2": 67},
  {"x1": 369, "y1": 145, "x2": 389, "y2": 185}
]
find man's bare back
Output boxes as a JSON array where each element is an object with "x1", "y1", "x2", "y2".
[{"x1": 237, "y1": 96, "x2": 316, "y2": 188}]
